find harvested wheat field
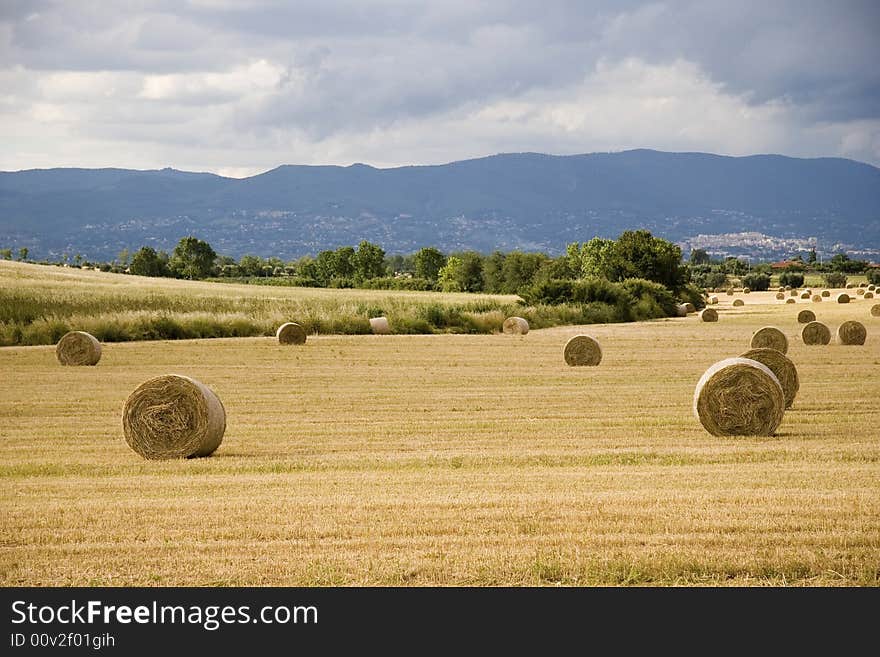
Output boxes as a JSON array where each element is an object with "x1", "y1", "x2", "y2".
[{"x1": 1, "y1": 283, "x2": 879, "y2": 587}]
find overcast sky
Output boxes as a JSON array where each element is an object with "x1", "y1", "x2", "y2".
[{"x1": 1, "y1": 0, "x2": 878, "y2": 176}]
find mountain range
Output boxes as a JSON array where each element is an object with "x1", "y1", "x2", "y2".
[{"x1": 1, "y1": 149, "x2": 878, "y2": 261}]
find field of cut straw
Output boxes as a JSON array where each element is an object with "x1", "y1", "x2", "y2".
[{"x1": 1, "y1": 266, "x2": 879, "y2": 585}]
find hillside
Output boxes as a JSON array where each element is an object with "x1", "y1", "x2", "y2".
[{"x1": 1, "y1": 150, "x2": 879, "y2": 260}]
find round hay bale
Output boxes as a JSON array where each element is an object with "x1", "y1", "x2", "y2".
[
  {"x1": 800, "y1": 291, "x2": 810, "y2": 299},
  {"x1": 275, "y1": 322, "x2": 306, "y2": 345},
  {"x1": 857, "y1": 288, "x2": 865, "y2": 296},
  {"x1": 803, "y1": 289, "x2": 812, "y2": 295},
  {"x1": 122, "y1": 374, "x2": 225, "y2": 460},
  {"x1": 865, "y1": 291, "x2": 874, "y2": 299},
  {"x1": 777, "y1": 287, "x2": 785, "y2": 293},
  {"x1": 699, "y1": 308, "x2": 718, "y2": 322},
  {"x1": 775, "y1": 292, "x2": 785, "y2": 300},
  {"x1": 740, "y1": 348, "x2": 800, "y2": 409},
  {"x1": 369, "y1": 316, "x2": 391, "y2": 334},
  {"x1": 785, "y1": 298, "x2": 796, "y2": 304},
  {"x1": 750, "y1": 326, "x2": 788, "y2": 354},
  {"x1": 797, "y1": 309, "x2": 816, "y2": 324},
  {"x1": 726, "y1": 288, "x2": 735, "y2": 296},
  {"x1": 743, "y1": 287, "x2": 751, "y2": 294},
  {"x1": 709, "y1": 296, "x2": 718, "y2": 305},
  {"x1": 502, "y1": 316, "x2": 529, "y2": 335},
  {"x1": 56, "y1": 331, "x2": 102, "y2": 366},
  {"x1": 684, "y1": 302, "x2": 696, "y2": 313},
  {"x1": 873, "y1": 304, "x2": 880, "y2": 317},
  {"x1": 789, "y1": 289, "x2": 798, "y2": 297},
  {"x1": 821, "y1": 290, "x2": 830, "y2": 297},
  {"x1": 846, "y1": 283, "x2": 856, "y2": 289},
  {"x1": 836, "y1": 293, "x2": 850, "y2": 304},
  {"x1": 563, "y1": 335, "x2": 602, "y2": 366},
  {"x1": 676, "y1": 304, "x2": 688, "y2": 317},
  {"x1": 837, "y1": 321, "x2": 866, "y2": 345},
  {"x1": 811, "y1": 294, "x2": 822, "y2": 303},
  {"x1": 732, "y1": 299, "x2": 745, "y2": 307},
  {"x1": 785, "y1": 285, "x2": 792, "y2": 291},
  {"x1": 802, "y1": 321, "x2": 831, "y2": 345},
  {"x1": 693, "y1": 357, "x2": 785, "y2": 437},
  {"x1": 869, "y1": 284, "x2": 876, "y2": 291}
]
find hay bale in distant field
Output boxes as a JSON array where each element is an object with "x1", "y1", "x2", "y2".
[
  {"x1": 684, "y1": 302, "x2": 696, "y2": 313},
  {"x1": 750, "y1": 326, "x2": 788, "y2": 354},
  {"x1": 726, "y1": 288, "x2": 735, "y2": 296},
  {"x1": 869, "y1": 285, "x2": 876, "y2": 291},
  {"x1": 563, "y1": 335, "x2": 602, "y2": 366},
  {"x1": 836, "y1": 293, "x2": 850, "y2": 304},
  {"x1": 709, "y1": 296, "x2": 718, "y2": 304},
  {"x1": 743, "y1": 287, "x2": 751, "y2": 294},
  {"x1": 789, "y1": 289, "x2": 798, "y2": 297},
  {"x1": 700, "y1": 308, "x2": 718, "y2": 322},
  {"x1": 800, "y1": 291, "x2": 810, "y2": 299},
  {"x1": 777, "y1": 287, "x2": 785, "y2": 293},
  {"x1": 732, "y1": 299, "x2": 745, "y2": 307},
  {"x1": 775, "y1": 292, "x2": 785, "y2": 300},
  {"x1": 785, "y1": 286, "x2": 792, "y2": 291},
  {"x1": 369, "y1": 316, "x2": 391, "y2": 334},
  {"x1": 122, "y1": 374, "x2": 225, "y2": 460},
  {"x1": 821, "y1": 290, "x2": 830, "y2": 297},
  {"x1": 837, "y1": 321, "x2": 867, "y2": 345},
  {"x1": 740, "y1": 347, "x2": 800, "y2": 409},
  {"x1": 811, "y1": 294, "x2": 822, "y2": 303},
  {"x1": 676, "y1": 304, "x2": 688, "y2": 317},
  {"x1": 797, "y1": 309, "x2": 816, "y2": 324},
  {"x1": 502, "y1": 316, "x2": 529, "y2": 335},
  {"x1": 846, "y1": 283, "x2": 856, "y2": 289},
  {"x1": 56, "y1": 331, "x2": 102, "y2": 366},
  {"x1": 786, "y1": 298, "x2": 796, "y2": 304},
  {"x1": 275, "y1": 322, "x2": 306, "y2": 345},
  {"x1": 802, "y1": 321, "x2": 831, "y2": 345},
  {"x1": 871, "y1": 304, "x2": 880, "y2": 317},
  {"x1": 693, "y1": 357, "x2": 785, "y2": 437},
  {"x1": 857, "y1": 288, "x2": 865, "y2": 296},
  {"x1": 865, "y1": 292, "x2": 874, "y2": 299}
]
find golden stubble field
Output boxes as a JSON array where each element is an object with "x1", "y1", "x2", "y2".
[{"x1": 1, "y1": 285, "x2": 879, "y2": 586}]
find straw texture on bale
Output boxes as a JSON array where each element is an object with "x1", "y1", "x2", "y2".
[
  {"x1": 693, "y1": 357, "x2": 785, "y2": 437},
  {"x1": 750, "y1": 326, "x2": 788, "y2": 354},
  {"x1": 699, "y1": 308, "x2": 718, "y2": 322},
  {"x1": 786, "y1": 298, "x2": 796, "y2": 304},
  {"x1": 732, "y1": 299, "x2": 744, "y2": 307},
  {"x1": 865, "y1": 292, "x2": 874, "y2": 299},
  {"x1": 743, "y1": 287, "x2": 751, "y2": 294},
  {"x1": 811, "y1": 294, "x2": 822, "y2": 303},
  {"x1": 726, "y1": 288, "x2": 734, "y2": 295},
  {"x1": 800, "y1": 291, "x2": 810, "y2": 299},
  {"x1": 797, "y1": 309, "x2": 816, "y2": 324},
  {"x1": 275, "y1": 322, "x2": 306, "y2": 345},
  {"x1": 775, "y1": 292, "x2": 785, "y2": 300},
  {"x1": 369, "y1": 316, "x2": 391, "y2": 334},
  {"x1": 821, "y1": 290, "x2": 830, "y2": 297},
  {"x1": 836, "y1": 293, "x2": 850, "y2": 303},
  {"x1": 837, "y1": 321, "x2": 867, "y2": 345},
  {"x1": 563, "y1": 335, "x2": 602, "y2": 366},
  {"x1": 857, "y1": 288, "x2": 865, "y2": 296},
  {"x1": 873, "y1": 304, "x2": 880, "y2": 317},
  {"x1": 869, "y1": 285, "x2": 876, "y2": 291},
  {"x1": 740, "y1": 348, "x2": 800, "y2": 409},
  {"x1": 122, "y1": 374, "x2": 226, "y2": 460},
  {"x1": 802, "y1": 321, "x2": 831, "y2": 345},
  {"x1": 502, "y1": 316, "x2": 529, "y2": 335},
  {"x1": 56, "y1": 331, "x2": 102, "y2": 366}
]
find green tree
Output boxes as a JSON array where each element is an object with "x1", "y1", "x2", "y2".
[
  {"x1": 238, "y1": 255, "x2": 265, "y2": 277},
  {"x1": 579, "y1": 237, "x2": 615, "y2": 279},
  {"x1": 807, "y1": 248, "x2": 817, "y2": 265},
  {"x1": 354, "y1": 240, "x2": 386, "y2": 280},
  {"x1": 689, "y1": 248, "x2": 710, "y2": 265},
  {"x1": 17, "y1": 247, "x2": 29, "y2": 261},
  {"x1": 481, "y1": 251, "x2": 506, "y2": 293},
  {"x1": 413, "y1": 247, "x2": 447, "y2": 282},
  {"x1": 830, "y1": 253, "x2": 867, "y2": 274},
  {"x1": 609, "y1": 230, "x2": 687, "y2": 289},
  {"x1": 129, "y1": 246, "x2": 169, "y2": 277},
  {"x1": 334, "y1": 246, "x2": 357, "y2": 279},
  {"x1": 168, "y1": 236, "x2": 217, "y2": 279},
  {"x1": 500, "y1": 251, "x2": 547, "y2": 294},
  {"x1": 0, "y1": 248, "x2": 11, "y2": 260},
  {"x1": 438, "y1": 256, "x2": 463, "y2": 292},
  {"x1": 117, "y1": 248, "x2": 130, "y2": 267}
]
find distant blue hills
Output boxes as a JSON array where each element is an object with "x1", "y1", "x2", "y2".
[{"x1": 1, "y1": 149, "x2": 878, "y2": 260}]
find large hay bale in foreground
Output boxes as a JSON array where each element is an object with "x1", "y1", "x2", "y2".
[
  {"x1": 811, "y1": 294, "x2": 822, "y2": 303},
  {"x1": 563, "y1": 335, "x2": 602, "y2": 366},
  {"x1": 122, "y1": 375, "x2": 226, "y2": 460},
  {"x1": 275, "y1": 322, "x2": 306, "y2": 345},
  {"x1": 699, "y1": 308, "x2": 718, "y2": 322},
  {"x1": 802, "y1": 321, "x2": 831, "y2": 345},
  {"x1": 775, "y1": 292, "x2": 785, "y2": 300},
  {"x1": 750, "y1": 326, "x2": 788, "y2": 354},
  {"x1": 873, "y1": 304, "x2": 880, "y2": 317},
  {"x1": 693, "y1": 358, "x2": 785, "y2": 437},
  {"x1": 821, "y1": 290, "x2": 830, "y2": 297},
  {"x1": 502, "y1": 316, "x2": 529, "y2": 335},
  {"x1": 732, "y1": 299, "x2": 745, "y2": 307},
  {"x1": 740, "y1": 348, "x2": 800, "y2": 409},
  {"x1": 785, "y1": 298, "x2": 796, "y2": 304},
  {"x1": 836, "y1": 293, "x2": 850, "y2": 304},
  {"x1": 56, "y1": 331, "x2": 102, "y2": 366},
  {"x1": 797, "y1": 309, "x2": 816, "y2": 324},
  {"x1": 837, "y1": 321, "x2": 867, "y2": 345},
  {"x1": 369, "y1": 316, "x2": 391, "y2": 334}
]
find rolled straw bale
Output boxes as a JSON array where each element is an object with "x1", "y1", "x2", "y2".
[
  {"x1": 800, "y1": 291, "x2": 810, "y2": 299},
  {"x1": 369, "y1": 316, "x2": 391, "y2": 334},
  {"x1": 785, "y1": 298, "x2": 796, "y2": 304},
  {"x1": 811, "y1": 294, "x2": 822, "y2": 303},
  {"x1": 122, "y1": 375, "x2": 225, "y2": 460},
  {"x1": 847, "y1": 283, "x2": 856, "y2": 289},
  {"x1": 857, "y1": 288, "x2": 865, "y2": 296},
  {"x1": 869, "y1": 285, "x2": 876, "y2": 291},
  {"x1": 740, "y1": 348, "x2": 800, "y2": 409},
  {"x1": 797, "y1": 309, "x2": 816, "y2": 324},
  {"x1": 837, "y1": 321, "x2": 867, "y2": 345},
  {"x1": 750, "y1": 326, "x2": 788, "y2": 354},
  {"x1": 275, "y1": 322, "x2": 306, "y2": 345},
  {"x1": 785, "y1": 286, "x2": 792, "y2": 291},
  {"x1": 726, "y1": 288, "x2": 735, "y2": 296},
  {"x1": 709, "y1": 296, "x2": 718, "y2": 304},
  {"x1": 693, "y1": 358, "x2": 784, "y2": 437},
  {"x1": 871, "y1": 304, "x2": 880, "y2": 317},
  {"x1": 789, "y1": 289, "x2": 798, "y2": 297},
  {"x1": 563, "y1": 335, "x2": 602, "y2": 366},
  {"x1": 743, "y1": 287, "x2": 751, "y2": 294},
  {"x1": 821, "y1": 290, "x2": 830, "y2": 297},
  {"x1": 502, "y1": 316, "x2": 529, "y2": 335},
  {"x1": 801, "y1": 321, "x2": 831, "y2": 345},
  {"x1": 700, "y1": 308, "x2": 718, "y2": 322},
  {"x1": 803, "y1": 289, "x2": 812, "y2": 295},
  {"x1": 865, "y1": 292, "x2": 874, "y2": 299},
  {"x1": 676, "y1": 304, "x2": 688, "y2": 317},
  {"x1": 732, "y1": 299, "x2": 745, "y2": 307},
  {"x1": 684, "y1": 302, "x2": 696, "y2": 313},
  {"x1": 56, "y1": 331, "x2": 101, "y2": 366},
  {"x1": 836, "y1": 293, "x2": 850, "y2": 304},
  {"x1": 775, "y1": 292, "x2": 785, "y2": 300},
  {"x1": 777, "y1": 287, "x2": 785, "y2": 293}
]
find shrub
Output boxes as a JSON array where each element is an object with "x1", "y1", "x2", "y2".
[
  {"x1": 867, "y1": 269, "x2": 880, "y2": 285},
  {"x1": 823, "y1": 272, "x2": 847, "y2": 288},
  {"x1": 778, "y1": 271, "x2": 805, "y2": 288},
  {"x1": 741, "y1": 273, "x2": 771, "y2": 292},
  {"x1": 691, "y1": 271, "x2": 727, "y2": 290}
]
